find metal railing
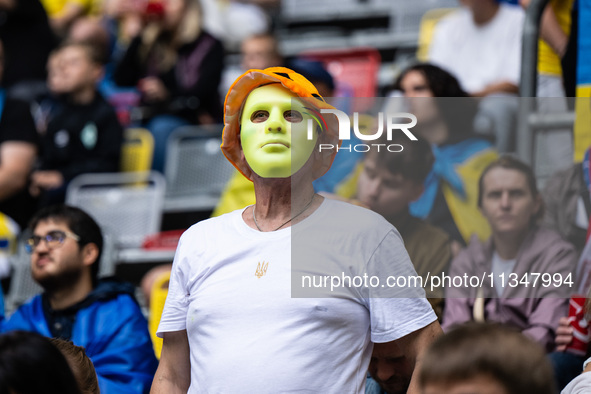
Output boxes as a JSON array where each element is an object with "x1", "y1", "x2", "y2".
[{"x1": 517, "y1": 0, "x2": 575, "y2": 165}]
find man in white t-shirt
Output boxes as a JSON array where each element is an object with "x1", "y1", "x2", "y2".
[
  {"x1": 429, "y1": 0, "x2": 524, "y2": 97},
  {"x1": 151, "y1": 67, "x2": 442, "y2": 393}
]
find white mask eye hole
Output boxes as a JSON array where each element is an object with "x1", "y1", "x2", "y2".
[
  {"x1": 250, "y1": 110, "x2": 269, "y2": 123},
  {"x1": 284, "y1": 110, "x2": 303, "y2": 123}
]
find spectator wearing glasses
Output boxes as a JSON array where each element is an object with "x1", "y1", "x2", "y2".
[{"x1": 0, "y1": 204, "x2": 158, "y2": 393}]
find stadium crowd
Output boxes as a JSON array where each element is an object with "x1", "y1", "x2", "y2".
[{"x1": 0, "y1": 0, "x2": 588, "y2": 393}]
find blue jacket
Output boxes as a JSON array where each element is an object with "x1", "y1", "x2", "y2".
[
  {"x1": 365, "y1": 375, "x2": 385, "y2": 394},
  {"x1": 0, "y1": 279, "x2": 158, "y2": 393}
]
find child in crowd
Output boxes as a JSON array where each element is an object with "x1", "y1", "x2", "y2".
[{"x1": 31, "y1": 41, "x2": 123, "y2": 207}]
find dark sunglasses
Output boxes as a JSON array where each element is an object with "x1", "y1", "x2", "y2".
[{"x1": 25, "y1": 230, "x2": 80, "y2": 254}]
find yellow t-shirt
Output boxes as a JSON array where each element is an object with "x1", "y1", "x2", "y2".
[
  {"x1": 40, "y1": 0, "x2": 66, "y2": 16},
  {"x1": 538, "y1": 0, "x2": 574, "y2": 76}
]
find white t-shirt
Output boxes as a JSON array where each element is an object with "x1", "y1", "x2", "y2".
[
  {"x1": 562, "y1": 371, "x2": 591, "y2": 394},
  {"x1": 428, "y1": 4, "x2": 525, "y2": 94},
  {"x1": 491, "y1": 252, "x2": 517, "y2": 297},
  {"x1": 158, "y1": 198, "x2": 436, "y2": 393}
]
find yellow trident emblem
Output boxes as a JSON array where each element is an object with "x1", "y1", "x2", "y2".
[{"x1": 255, "y1": 261, "x2": 269, "y2": 278}]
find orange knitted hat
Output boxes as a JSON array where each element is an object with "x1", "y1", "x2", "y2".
[{"x1": 221, "y1": 67, "x2": 339, "y2": 181}]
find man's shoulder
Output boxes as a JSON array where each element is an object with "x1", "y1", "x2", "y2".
[
  {"x1": 498, "y1": 3, "x2": 526, "y2": 21},
  {"x1": 81, "y1": 279, "x2": 141, "y2": 316},
  {"x1": 321, "y1": 198, "x2": 388, "y2": 221},
  {"x1": 317, "y1": 198, "x2": 394, "y2": 235},
  {"x1": 527, "y1": 226, "x2": 576, "y2": 256},
  {"x1": 183, "y1": 208, "x2": 242, "y2": 236},
  {"x1": 1, "y1": 294, "x2": 45, "y2": 331},
  {"x1": 85, "y1": 292, "x2": 140, "y2": 314},
  {"x1": 543, "y1": 162, "x2": 582, "y2": 196},
  {"x1": 77, "y1": 290, "x2": 145, "y2": 333},
  {"x1": 408, "y1": 216, "x2": 450, "y2": 244},
  {"x1": 458, "y1": 227, "x2": 576, "y2": 266},
  {"x1": 436, "y1": 7, "x2": 470, "y2": 32},
  {"x1": 11, "y1": 293, "x2": 43, "y2": 312}
]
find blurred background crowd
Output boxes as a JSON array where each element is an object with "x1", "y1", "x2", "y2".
[{"x1": 0, "y1": 0, "x2": 589, "y2": 393}]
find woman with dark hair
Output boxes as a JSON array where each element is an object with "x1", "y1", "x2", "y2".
[
  {"x1": 0, "y1": 331, "x2": 81, "y2": 394},
  {"x1": 394, "y1": 63, "x2": 469, "y2": 98},
  {"x1": 393, "y1": 63, "x2": 480, "y2": 145},
  {"x1": 392, "y1": 63, "x2": 498, "y2": 248}
]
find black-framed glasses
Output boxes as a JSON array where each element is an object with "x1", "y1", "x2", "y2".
[{"x1": 25, "y1": 230, "x2": 80, "y2": 254}]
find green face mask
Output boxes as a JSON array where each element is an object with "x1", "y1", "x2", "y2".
[{"x1": 240, "y1": 84, "x2": 318, "y2": 178}]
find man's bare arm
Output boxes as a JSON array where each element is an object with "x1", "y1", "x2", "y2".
[
  {"x1": 471, "y1": 81, "x2": 519, "y2": 97},
  {"x1": 391, "y1": 321, "x2": 443, "y2": 394},
  {"x1": 151, "y1": 330, "x2": 191, "y2": 393},
  {"x1": 0, "y1": 142, "x2": 36, "y2": 201},
  {"x1": 520, "y1": 0, "x2": 569, "y2": 57},
  {"x1": 539, "y1": 4, "x2": 569, "y2": 57}
]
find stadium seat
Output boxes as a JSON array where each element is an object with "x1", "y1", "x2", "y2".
[
  {"x1": 120, "y1": 128, "x2": 155, "y2": 173},
  {"x1": 148, "y1": 270, "x2": 170, "y2": 359}
]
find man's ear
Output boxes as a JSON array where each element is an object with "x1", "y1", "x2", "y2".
[{"x1": 81, "y1": 243, "x2": 99, "y2": 267}]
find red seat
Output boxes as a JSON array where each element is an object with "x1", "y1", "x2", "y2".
[
  {"x1": 302, "y1": 47, "x2": 381, "y2": 112},
  {"x1": 142, "y1": 229, "x2": 185, "y2": 250}
]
